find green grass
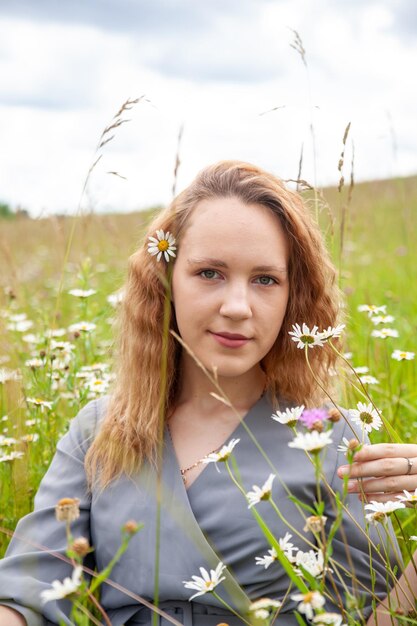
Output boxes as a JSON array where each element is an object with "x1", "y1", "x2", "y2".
[{"x1": 0, "y1": 175, "x2": 416, "y2": 559}]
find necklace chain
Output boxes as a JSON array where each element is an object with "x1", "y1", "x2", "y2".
[
  {"x1": 166, "y1": 423, "x2": 220, "y2": 486},
  {"x1": 166, "y1": 386, "x2": 266, "y2": 486}
]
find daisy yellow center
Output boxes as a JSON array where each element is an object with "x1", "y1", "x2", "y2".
[
  {"x1": 303, "y1": 592, "x2": 314, "y2": 603},
  {"x1": 373, "y1": 512, "x2": 386, "y2": 521},
  {"x1": 301, "y1": 335, "x2": 314, "y2": 344},
  {"x1": 360, "y1": 411, "x2": 373, "y2": 424},
  {"x1": 157, "y1": 240, "x2": 169, "y2": 252},
  {"x1": 205, "y1": 581, "x2": 213, "y2": 589}
]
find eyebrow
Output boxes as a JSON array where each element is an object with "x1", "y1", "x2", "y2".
[{"x1": 187, "y1": 257, "x2": 288, "y2": 274}]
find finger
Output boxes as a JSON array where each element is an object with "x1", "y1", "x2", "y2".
[
  {"x1": 353, "y1": 443, "x2": 417, "y2": 462},
  {"x1": 338, "y1": 456, "x2": 417, "y2": 479},
  {"x1": 356, "y1": 492, "x2": 406, "y2": 504},
  {"x1": 347, "y1": 475, "x2": 417, "y2": 494}
]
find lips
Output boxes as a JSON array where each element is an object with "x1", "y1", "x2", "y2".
[
  {"x1": 213, "y1": 332, "x2": 250, "y2": 340},
  {"x1": 209, "y1": 331, "x2": 252, "y2": 348}
]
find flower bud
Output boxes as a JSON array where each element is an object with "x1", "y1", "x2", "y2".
[
  {"x1": 327, "y1": 408, "x2": 341, "y2": 423},
  {"x1": 303, "y1": 515, "x2": 327, "y2": 533},
  {"x1": 310, "y1": 420, "x2": 324, "y2": 432},
  {"x1": 348, "y1": 438, "x2": 360, "y2": 451},
  {"x1": 123, "y1": 520, "x2": 140, "y2": 535},
  {"x1": 72, "y1": 537, "x2": 91, "y2": 557},
  {"x1": 55, "y1": 497, "x2": 80, "y2": 523}
]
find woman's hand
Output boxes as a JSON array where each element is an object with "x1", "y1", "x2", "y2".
[{"x1": 337, "y1": 443, "x2": 417, "y2": 503}]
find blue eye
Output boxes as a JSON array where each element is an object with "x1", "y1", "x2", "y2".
[
  {"x1": 255, "y1": 276, "x2": 277, "y2": 286},
  {"x1": 200, "y1": 269, "x2": 220, "y2": 280}
]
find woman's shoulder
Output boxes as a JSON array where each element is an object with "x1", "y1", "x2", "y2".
[{"x1": 67, "y1": 395, "x2": 110, "y2": 454}]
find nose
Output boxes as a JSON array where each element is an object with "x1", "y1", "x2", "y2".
[{"x1": 219, "y1": 281, "x2": 252, "y2": 320}]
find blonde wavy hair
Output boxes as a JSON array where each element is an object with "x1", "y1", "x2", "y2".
[{"x1": 85, "y1": 160, "x2": 342, "y2": 489}]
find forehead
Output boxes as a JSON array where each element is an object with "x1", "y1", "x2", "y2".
[{"x1": 179, "y1": 196, "x2": 289, "y2": 263}]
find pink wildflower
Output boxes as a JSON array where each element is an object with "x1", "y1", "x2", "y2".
[{"x1": 299, "y1": 408, "x2": 329, "y2": 429}]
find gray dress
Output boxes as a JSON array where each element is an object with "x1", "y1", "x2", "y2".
[{"x1": 0, "y1": 395, "x2": 400, "y2": 625}]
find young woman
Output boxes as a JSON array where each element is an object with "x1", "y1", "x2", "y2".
[{"x1": 0, "y1": 161, "x2": 416, "y2": 626}]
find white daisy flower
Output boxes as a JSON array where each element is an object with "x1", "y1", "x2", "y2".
[
  {"x1": 288, "y1": 323, "x2": 325, "y2": 349},
  {"x1": 312, "y1": 612, "x2": 344, "y2": 626},
  {"x1": 337, "y1": 437, "x2": 359, "y2": 455},
  {"x1": 20, "y1": 433, "x2": 39, "y2": 444},
  {"x1": 0, "y1": 368, "x2": 22, "y2": 384},
  {"x1": 359, "y1": 375, "x2": 379, "y2": 385},
  {"x1": 349, "y1": 402, "x2": 382, "y2": 433},
  {"x1": 255, "y1": 534, "x2": 297, "y2": 568},
  {"x1": 342, "y1": 352, "x2": 353, "y2": 360},
  {"x1": 68, "y1": 321, "x2": 96, "y2": 333},
  {"x1": 147, "y1": 230, "x2": 177, "y2": 262},
  {"x1": 246, "y1": 474, "x2": 275, "y2": 508},
  {"x1": 201, "y1": 438, "x2": 240, "y2": 464},
  {"x1": 295, "y1": 549, "x2": 325, "y2": 578},
  {"x1": 371, "y1": 315, "x2": 395, "y2": 325},
  {"x1": 278, "y1": 532, "x2": 296, "y2": 557},
  {"x1": 319, "y1": 324, "x2": 346, "y2": 341},
  {"x1": 68, "y1": 289, "x2": 96, "y2": 298},
  {"x1": 107, "y1": 291, "x2": 125, "y2": 307},
  {"x1": 25, "y1": 358, "x2": 45, "y2": 369},
  {"x1": 255, "y1": 548, "x2": 277, "y2": 569},
  {"x1": 288, "y1": 430, "x2": 333, "y2": 453},
  {"x1": 40, "y1": 566, "x2": 83, "y2": 604},
  {"x1": 45, "y1": 328, "x2": 67, "y2": 338},
  {"x1": 7, "y1": 319, "x2": 33, "y2": 332},
  {"x1": 410, "y1": 536, "x2": 417, "y2": 541},
  {"x1": 22, "y1": 333, "x2": 42, "y2": 344},
  {"x1": 271, "y1": 405, "x2": 305, "y2": 427},
  {"x1": 7, "y1": 313, "x2": 27, "y2": 322},
  {"x1": 353, "y1": 366, "x2": 369, "y2": 374},
  {"x1": 392, "y1": 350, "x2": 415, "y2": 361},
  {"x1": 0, "y1": 451, "x2": 25, "y2": 463},
  {"x1": 364, "y1": 500, "x2": 405, "y2": 524},
  {"x1": 183, "y1": 562, "x2": 226, "y2": 600},
  {"x1": 0, "y1": 435, "x2": 18, "y2": 446},
  {"x1": 291, "y1": 591, "x2": 325, "y2": 620},
  {"x1": 50, "y1": 341, "x2": 75, "y2": 353},
  {"x1": 26, "y1": 398, "x2": 53, "y2": 411},
  {"x1": 51, "y1": 358, "x2": 71, "y2": 371},
  {"x1": 357, "y1": 304, "x2": 387, "y2": 317},
  {"x1": 86, "y1": 376, "x2": 111, "y2": 395},
  {"x1": 396, "y1": 488, "x2": 417, "y2": 505},
  {"x1": 249, "y1": 598, "x2": 282, "y2": 620},
  {"x1": 371, "y1": 328, "x2": 399, "y2": 339}
]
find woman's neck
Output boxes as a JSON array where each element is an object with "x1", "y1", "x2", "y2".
[{"x1": 176, "y1": 355, "x2": 266, "y2": 416}]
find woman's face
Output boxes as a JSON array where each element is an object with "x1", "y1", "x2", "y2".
[{"x1": 172, "y1": 196, "x2": 290, "y2": 381}]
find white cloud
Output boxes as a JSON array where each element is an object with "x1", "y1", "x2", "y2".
[{"x1": 0, "y1": 1, "x2": 416, "y2": 216}]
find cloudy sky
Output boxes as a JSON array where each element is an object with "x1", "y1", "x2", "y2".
[{"x1": 1, "y1": 0, "x2": 416, "y2": 216}]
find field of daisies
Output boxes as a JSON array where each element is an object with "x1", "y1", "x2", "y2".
[{"x1": 0, "y1": 173, "x2": 416, "y2": 563}]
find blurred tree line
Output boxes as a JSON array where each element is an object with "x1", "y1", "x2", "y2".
[{"x1": 0, "y1": 202, "x2": 29, "y2": 219}]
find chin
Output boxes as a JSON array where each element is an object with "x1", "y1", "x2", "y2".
[{"x1": 202, "y1": 357, "x2": 259, "y2": 380}]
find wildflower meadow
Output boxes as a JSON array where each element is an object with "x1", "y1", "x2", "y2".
[{"x1": 0, "y1": 164, "x2": 416, "y2": 625}]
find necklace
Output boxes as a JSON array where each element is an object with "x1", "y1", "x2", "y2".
[
  {"x1": 166, "y1": 422, "x2": 220, "y2": 486},
  {"x1": 166, "y1": 386, "x2": 267, "y2": 486}
]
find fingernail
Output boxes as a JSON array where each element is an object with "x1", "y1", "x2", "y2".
[
  {"x1": 338, "y1": 466, "x2": 349, "y2": 476},
  {"x1": 347, "y1": 480, "x2": 356, "y2": 490}
]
